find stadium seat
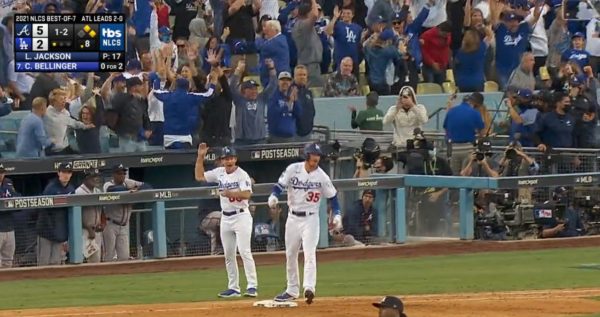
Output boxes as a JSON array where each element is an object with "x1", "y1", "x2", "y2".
[
  {"x1": 417, "y1": 83, "x2": 443, "y2": 94},
  {"x1": 484, "y1": 81, "x2": 499, "y2": 92},
  {"x1": 446, "y1": 69, "x2": 455, "y2": 84},
  {"x1": 309, "y1": 87, "x2": 323, "y2": 97},
  {"x1": 442, "y1": 81, "x2": 457, "y2": 94},
  {"x1": 359, "y1": 61, "x2": 366, "y2": 73},
  {"x1": 362, "y1": 85, "x2": 370, "y2": 95}
]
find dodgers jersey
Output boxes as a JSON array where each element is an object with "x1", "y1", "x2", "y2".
[
  {"x1": 204, "y1": 167, "x2": 253, "y2": 211},
  {"x1": 277, "y1": 162, "x2": 337, "y2": 211}
]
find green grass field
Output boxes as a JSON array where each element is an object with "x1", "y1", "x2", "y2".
[{"x1": 1, "y1": 247, "x2": 599, "y2": 310}]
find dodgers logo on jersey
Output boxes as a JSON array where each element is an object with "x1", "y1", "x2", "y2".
[
  {"x1": 219, "y1": 180, "x2": 240, "y2": 190},
  {"x1": 345, "y1": 26, "x2": 356, "y2": 43},
  {"x1": 503, "y1": 34, "x2": 523, "y2": 47},
  {"x1": 290, "y1": 177, "x2": 322, "y2": 191}
]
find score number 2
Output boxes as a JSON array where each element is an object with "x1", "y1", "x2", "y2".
[{"x1": 306, "y1": 192, "x2": 321, "y2": 203}]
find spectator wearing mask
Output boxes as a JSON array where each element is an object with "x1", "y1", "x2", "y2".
[
  {"x1": 364, "y1": 28, "x2": 402, "y2": 95},
  {"x1": 200, "y1": 66, "x2": 234, "y2": 147},
  {"x1": 507, "y1": 52, "x2": 536, "y2": 91},
  {"x1": 75, "y1": 169, "x2": 104, "y2": 263},
  {"x1": 43, "y1": 88, "x2": 94, "y2": 156},
  {"x1": 106, "y1": 77, "x2": 152, "y2": 152},
  {"x1": 0, "y1": 165, "x2": 19, "y2": 268},
  {"x1": 506, "y1": 89, "x2": 539, "y2": 147},
  {"x1": 293, "y1": 0, "x2": 324, "y2": 87},
  {"x1": 257, "y1": 20, "x2": 290, "y2": 87},
  {"x1": 343, "y1": 190, "x2": 378, "y2": 244},
  {"x1": 420, "y1": 21, "x2": 452, "y2": 85},
  {"x1": 323, "y1": 57, "x2": 360, "y2": 97},
  {"x1": 36, "y1": 162, "x2": 74, "y2": 266},
  {"x1": 16, "y1": 97, "x2": 53, "y2": 158},
  {"x1": 562, "y1": 32, "x2": 591, "y2": 69},
  {"x1": 383, "y1": 86, "x2": 428, "y2": 148},
  {"x1": 350, "y1": 91, "x2": 384, "y2": 131},
  {"x1": 454, "y1": 27, "x2": 493, "y2": 92},
  {"x1": 224, "y1": 0, "x2": 260, "y2": 67},
  {"x1": 230, "y1": 59, "x2": 277, "y2": 145},
  {"x1": 534, "y1": 91, "x2": 575, "y2": 152},
  {"x1": 490, "y1": 1, "x2": 542, "y2": 89},
  {"x1": 293, "y1": 65, "x2": 316, "y2": 141},
  {"x1": 153, "y1": 77, "x2": 216, "y2": 149},
  {"x1": 267, "y1": 71, "x2": 302, "y2": 143},
  {"x1": 443, "y1": 93, "x2": 485, "y2": 174},
  {"x1": 326, "y1": 6, "x2": 363, "y2": 70}
]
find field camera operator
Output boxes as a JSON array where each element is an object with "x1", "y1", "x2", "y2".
[
  {"x1": 354, "y1": 138, "x2": 383, "y2": 178},
  {"x1": 540, "y1": 187, "x2": 584, "y2": 238},
  {"x1": 397, "y1": 129, "x2": 452, "y2": 236},
  {"x1": 459, "y1": 138, "x2": 499, "y2": 178}
]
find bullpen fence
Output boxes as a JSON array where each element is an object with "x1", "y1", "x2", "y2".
[{"x1": 1, "y1": 173, "x2": 600, "y2": 267}]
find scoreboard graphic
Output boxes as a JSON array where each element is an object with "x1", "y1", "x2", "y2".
[{"x1": 14, "y1": 14, "x2": 126, "y2": 72}]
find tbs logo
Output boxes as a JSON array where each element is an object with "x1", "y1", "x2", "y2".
[
  {"x1": 102, "y1": 28, "x2": 121, "y2": 38},
  {"x1": 100, "y1": 24, "x2": 125, "y2": 51}
]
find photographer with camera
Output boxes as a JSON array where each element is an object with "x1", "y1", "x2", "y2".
[
  {"x1": 353, "y1": 138, "x2": 382, "y2": 178},
  {"x1": 540, "y1": 187, "x2": 584, "y2": 238},
  {"x1": 459, "y1": 138, "x2": 499, "y2": 178},
  {"x1": 397, "y1": 130, "x2": 452, "y2": 236}
]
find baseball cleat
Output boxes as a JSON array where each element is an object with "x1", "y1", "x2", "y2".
[
  {"x1": 274, "y1": 292, "x2": 297, "y2": 302},
  {"x1": 244, "y1": 288, "x2": 258, "y2": 297},
  {"x1": 304, "y1": 290, "x2": 315, "y2": 304},
  {"x1": 218, "y1": 289, "x2": 241, "y2": 298}
]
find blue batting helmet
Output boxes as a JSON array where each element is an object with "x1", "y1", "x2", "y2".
[
  {"x1": 219, "y1": 146, "x2": 237, "y2": 158},
  {"x1": 303, "y1": 143, "x2": 323, "y2": 158}
]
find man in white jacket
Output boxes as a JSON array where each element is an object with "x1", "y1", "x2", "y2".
[{"x1": 382, "y1": 86, "x2": 428, "y2": 149}]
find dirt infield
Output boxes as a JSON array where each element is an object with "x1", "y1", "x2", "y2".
[
  {"x1": 2, "y1": 237, "x2": 600, "y2": 316},
  {"x1": 3, "y1": 289, "x2": 600, "y2": 317},
  {"x1": 2, "y1": 236, "x2": 600, "y2": 282}
]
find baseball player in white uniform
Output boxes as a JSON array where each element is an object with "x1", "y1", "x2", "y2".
[
  {"x1": 269, "y1": 143, "x2": 342, "y2": 304},
  {"x1": 195, "y1": 143, "x2": 258, "y2": 298}
]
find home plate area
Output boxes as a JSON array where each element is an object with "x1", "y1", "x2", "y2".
[{"x1": 253, "y1": 300, "x2": 299, "y2": 308}]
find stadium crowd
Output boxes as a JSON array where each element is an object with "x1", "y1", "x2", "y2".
[{"x1": 0, "y1": 0, "x2": 599, "y2": 154}]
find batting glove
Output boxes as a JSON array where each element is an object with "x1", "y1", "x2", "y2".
[
  {"x1": 332, "y1": 214, "x2": 342, "y2": 230},
  {"x1": 268, "y1": 195, "x2": 279, "y2": 208}
]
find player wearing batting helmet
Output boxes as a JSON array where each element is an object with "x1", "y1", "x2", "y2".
[{"x1": 373, "y1": 296, "x2": 407, "y2": 317}]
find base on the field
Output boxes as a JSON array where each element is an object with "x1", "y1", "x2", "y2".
[{"x1": 253, "y1": 300, "x2": 298, "y2": 308}]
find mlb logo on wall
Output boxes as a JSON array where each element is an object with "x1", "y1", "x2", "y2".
[
  {"x1": 99, "y1": 24, "x2": 125, "y2": 51},
  {"x1": 251, "y1": 151, "x2": 261, "y2": 159}
]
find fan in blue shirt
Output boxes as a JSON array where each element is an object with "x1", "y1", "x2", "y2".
[
  {"x1": 326, "y1": 6, "x2": 363, "y2": 69},
  {"x1": 443, "y1": 95, "x2": 485, "y2": 143},
  {"x1": 561, "y1": 32, "x2": 591, "y2": 69},
  {"x1": 490, "y1": 0, "x2": 542, "y2": 88}
]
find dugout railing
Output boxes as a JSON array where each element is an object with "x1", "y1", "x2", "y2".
[{"x1": 1, "y1": 173, "x2": 600, "y2": 266}]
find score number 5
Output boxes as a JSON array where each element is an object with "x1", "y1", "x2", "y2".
[{"x1": 306, "y1": 192, "x2": 320, "y2": 203}]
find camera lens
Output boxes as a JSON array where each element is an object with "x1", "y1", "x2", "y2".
[{"x1": 476, "y1": 153, "x2": 484, "y2": 161}]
